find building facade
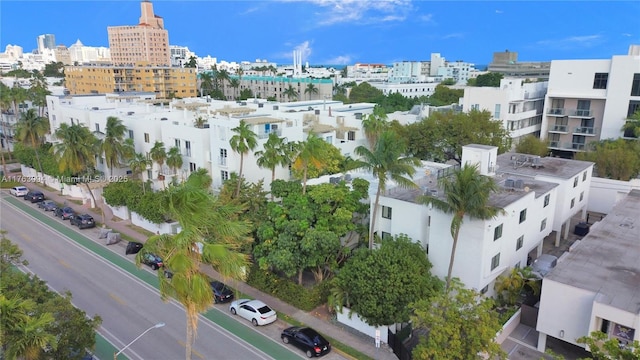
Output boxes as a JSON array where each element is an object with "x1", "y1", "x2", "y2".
[
  {"x1": 541, "y1": 46, "x2": 640, "y2": 158},
  {"x1": 488, "y1": 50, "x2": 551, "y2": 79},
  {"x1": 64, "y1": 63, "x2": 197, "y2": 98},
  {"x1": 107, "y1": 0, "x2": 170, "y2": 66},
  {"x1": 37, "y1": 34, "x2": 56, "y2": 54}
]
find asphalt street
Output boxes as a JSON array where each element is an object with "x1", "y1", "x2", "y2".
[{"x1": 0, "y1": 193, "x2": 307, "y2": 360}]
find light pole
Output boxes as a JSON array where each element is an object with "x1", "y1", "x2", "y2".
[{"x1": 114, "y1": 322, "x2": 165, "y2": 360}]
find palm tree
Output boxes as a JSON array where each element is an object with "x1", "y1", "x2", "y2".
[
  {"x1": 255, "y1": 133, "x2": 290, "y2": 200},
  {"x1": 193, "y1": 116, "x2": 208, "y2": 129},
  {"x1": 361, "y1": 105, "x2": 389, "y2": 149},
  {"x1": 304, "y1": 83, "x2": 318, "y2": 100},
  {"x1": 229, "y1": 120, "x2": 258, "y2": 197},
  {"x1": 15, "y1": 109, "x2": 50, "y2": 185},
  {"x1": 283, "y1": 85, "x2": 298, "y2": 102},
  {"x1": 354, "y1": 130, "x2": 421, "y2": 249},
  {"x1": 292, "y1": 133, "x2": 327, "y2": 195},
  {"x1": 128, "y1": 152, "x2": 151, "y2": 193},
  {"x1": 229, "y1": 78, "x2": 240, "y2": 100},
  {"x1": 138, "y1": 173, "x2": 250, "y2": 360},
  {"x1": 1, "y1": 295, "x2": 57, "y2": 360},
  {"x1": 5, "y1": 84, "x2": 29, "y2": 160},
  {"x1": 150, "y1": 141, "x2": 167, "y2": 188},
  {"x1": 622, "y1": 110, "x2": 640, "y2": 138},
  {"x1": 101, "y1": 116, "x2": 127, "y2": 176},
  {"x1": 198, "y1": 72, "x2": 213, "y2": 97},
  {"x1": 216, "y1": 69, "x2": 230, "y2": 100},
  {"x1": 419, "y1": 163, "x2": 503, "y2": 293},
  {"x1": 166, "y1": 146, "x2": 183, "y2": 183}
]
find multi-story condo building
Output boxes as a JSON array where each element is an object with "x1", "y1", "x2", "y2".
[
  {"x1": 64, "y1": 63, "x2": 197, "y2": 98},
  {"x1": 371, "y1": 144, "x2": 593, "y2": 295},
  {"x1": 343, "y1": 63, "x2": 390, "y2": 82},
  {"x1": 37, "y1": 34, "x2": 56, "y2": 54},
  {"x1": 541, "y1": 45, "x2": 640, "y2": 158},
  {"x1": 536, "y1": 189, "x2": 640, "y2": 354},
  {"x1": 68, "y1": 40, "x2": 111, "y2": 64},
  {"x1": 462, "y1": 78, "x2": 547, "y2": 144},
  {"x1": 370, "y1": 81, "x2": 439, "y2": 99},
  {"x1": 108, "y1": 0, "x2": 170, "y2": 66},
  {"x1": 53, "y1": 45, "x2": 72, "y2": 65},
  {"x1": 216, "y1": 75, "x2": 333, "y2": 103},
  {"x1": 488, "y1": 50, "x2": 551, "y2": 79}
]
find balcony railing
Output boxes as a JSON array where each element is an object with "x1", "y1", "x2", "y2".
[
  {"x1": 547, "y1": 108, "x2": 565, "y2": 116},
  {"x1": 573, "y1": 127, "x2": 597, "y2": 135},
  {"x1": 569, "y1": 109, "x2": 592, "y2": 117},
  {"x1": 548, "y1": 141, "x2": 587, "y2": 152},
  {"x1": 257, "y1": 129, "x2": 282, "y2": 139},
  {"x1": 549, "y1": 141, "x2": 560, "y2": 148},
  {"x1": 572, "y1": 143, "x2": 586, "y2": 150},
  {"x1": 549, "y1": 125, "x2": 568, "y2": 132}
]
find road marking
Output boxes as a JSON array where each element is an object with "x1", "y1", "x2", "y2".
[
  {"x1": 20, "y1": 232, "x2": 32, "y2": 242},
  {"x1": 58, "y1": 259, "x2": 71, "y2": 268},
  {"x1": 109, "y1": 292, "x2": 127, "y2": 306},
  {"x1": 177, "y1": 340, "x2": 205, "y2": 359}
]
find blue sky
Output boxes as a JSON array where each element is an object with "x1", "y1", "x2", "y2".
[{"x1": 1, "y1": 1, "x2": 639, "y2": 66}]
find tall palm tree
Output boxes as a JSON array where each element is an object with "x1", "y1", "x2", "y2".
[
  {"x1": 216, "y1": 69, "x2": 230, "y2": 100},
  {"x1": 29, "y1": 72, "x2": 50, "y2": 117},
  {"x1": 304, "y1": 83, "x2": 318, "y2": 100},
  {"x1": 229, "y1": 120, "x2": 258, "y2": 197},
  {"x1": 1, "y1": 295, "x2": 57, "y2": 360},
  {"x1": 101, "y1": 116, "x2": 127, "y2": 176},
  {"x1": 361, "y1": 105, "x2": 389, "y2": 149},
  {"x1": 198, "y1": 72, "x2": 213, "y2": 97},
  {"x1": 5, "y1": 84, "x2": 29, "y2": 160},
  {"x1": 419, "y1": 163, "x2": 503, "y2": 293},
  {"x1": 138, "y1": 173, "x2": 250, "y2": 360},
  {"x1": 128, "y1": 152, "x2": 151, "y2": 193},
  {"x1": 283, "y1": 85, "x2": 298, "y2": 102},
  {"x1": 292, "y1": 133, "x2": 327, "y2": 195},
  {"x1": 0, "y1": 83, "x2": 12, "y2": 173},
  {"x1": 15, "y1": 108, "x2": 50, "y2": 184},
  {"x1": 150, "y1": 141, "x2": 167, "y2": 188},
  {"x1": 229, "y1": 78, "x2": 240, "y2": 100},
  {"x1": 354, "y1": 130, "x2": 421, "y2": 249},
  {"x1": 255, "y1": 133, "x2": 291, "y2": 200},
  {"x1": 166, "y1": 146, "x2": 183, "y2": 183}
]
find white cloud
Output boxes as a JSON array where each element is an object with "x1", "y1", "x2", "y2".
[
  {"x1": 495, "y1": 10, "x2": 503, "y2": 14},
  {"x1": 536, "y1": 34, "x2": 603, "y2": 48},
  {"x1": 442, "y1": 33, "x2": 464, "y2": 39},
  {"x1": 239, "y1": 7, "x2": 260, "y2": 15},
  {"x1": 622, "y1": 33, "x2": 632, "y2": 37},
  {"x1": 419, "y1": 14, "x2": 434, "y2": 23},
  {"x1": 286, "y1": 0, "x2": 413, "y2": 26},
  {"x1": 323, "y1": 55, "x2": 352, "y2": 65}
]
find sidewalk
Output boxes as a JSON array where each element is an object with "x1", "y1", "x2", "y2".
[{"x1": 22, "y1": 182, "x2": 398, "y2": 360}]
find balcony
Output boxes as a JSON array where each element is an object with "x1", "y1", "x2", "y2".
[
  {"x1": 548, "y1": 141, "x2": 587, "y2": 152},
  {"x1": 573, "y1": 127, "x2": 597, "y2": 136},
  {"x1": 547, "y1": 108, "x2": 566, "y2": 116},
  {"x1": 568, "y1": 109, "x2": 593, "y2": 118},
  {"x1": 548, "y1": 125, "x2": 568, "y2": 133},
  {"x1": 572, "y1": 143, "x2": 586, "y2": 151},
  {"x1": 257, "y1": 129, "x2": 282, "y2": 139}
]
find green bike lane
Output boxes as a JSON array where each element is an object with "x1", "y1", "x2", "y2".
[{"x1": 4, "y1": 195, "x2": 301, "y2": 360}]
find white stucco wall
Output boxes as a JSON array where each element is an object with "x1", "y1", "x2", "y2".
[
  {"x1": 335, "y1": 308, "x2": 389, "y2": 344},
  {"x1": 588, "y1": 177, "x2": 640, "y2": 214}
]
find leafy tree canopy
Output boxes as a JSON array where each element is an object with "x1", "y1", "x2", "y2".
[
  {"x1": 472, "y1": 72, "x2": 504, "y2": 87},
  {"x1": 576, "y1": 138, "x2": 640, "y2": 181},
  {"x1": 347, "y1": 82, "x2": 385, "y2": 103},
  {"x1": 43, "y1": 62, "x2": 65, "y2": 77},
  {"x1": 515, "y1": 135, "x2": 549, "y2": 157},
  {"x1": 577, "y1": 331, "x2": 640, "y2": 360}
]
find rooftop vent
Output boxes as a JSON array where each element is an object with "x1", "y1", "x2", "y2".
[
  {"x1": 160, "y1": 117, "x2": 168, "y2": 121},
  {"x1": 531, "y1": 156, "x2": 542, "y2": 168},
  {"x1": 514, "y1": 179, "x2": 525, "y2": 190},
  {"x1": 315, "y1": 109, "x2": 321, "y2": 115},
  {"x1": 127, "y1": 111, "x2": 135, "y2": 115},
  {"x1": 505, "y1": 178, "x2": 515, "y2": 189},
  {"x1": 273, "y1": 105, "x2": 279, "y2": 110},
  {"x1": 258, "y1": 103, "x2": 264, "y2": 108},
  {"x1": 203, "y1": 124, "x2": 210, "y2": 128},
  {"x1": 91, "y1": 107, "x2": 99, "y2": 110}
]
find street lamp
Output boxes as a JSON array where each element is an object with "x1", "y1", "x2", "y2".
[{"x1": 114, "y1": 322, "x2": 165, "y2": 360}]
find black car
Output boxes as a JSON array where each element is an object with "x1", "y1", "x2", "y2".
[
  {"x1": 24, "y1": 191, "x2": 45, "y2": 203},
  {"x1": 125, "y1": 241, "x2": 144, "y2": 255},
  {"x1": 141, "y1": 252, "x2": 164, "y2": 270},
  {"x1": 55, "y1": 207, "x2": 76, "y2": 220},
  {"x1": 38, "y1": 200, "x2": 58, "y2": 211},
  {"x1": 70, "y1": 214, "x2": 96, "y2": 229},
  {"x1": 281, "y1": 326, "x2": 331, "y2": 358},
  {"x1": 210, "y1": 280, "x2": 234, "y2": 304}
]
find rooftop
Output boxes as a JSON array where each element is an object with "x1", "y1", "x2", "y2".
[
  {"x1": 546, "y1": 189, "x2": 640, "y2": 314},
  {"x1": 496, "y1": 152, "x2": 593, "y2": 180}
]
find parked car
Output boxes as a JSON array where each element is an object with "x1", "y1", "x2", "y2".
[
  {"x1": 55, "y1": 207, "x2": 76, "y2": 220},
  {"x1": 210, "y1": 280, "x2": 234, "y2": 304},
  {"x1": 10, "y1": 186, "x2": 28, "y2": 197},
  {"x1": 70, "y1": 214, "x2": 96, "y2": 229},
  {"x1": 281, "y1": 326, "x2": 331, "y2": 358},
  {"x1": 125, "y1": 241, "x2": 144, "y2": 255},
  {"x1": 141, "y1": 252, "x2": 164, "y2": 270},
  {"x1": 37, "y1": 200, "x2": 58, "y2": 211},
  {"x1": 24, "y1": 190, "x2": 45, "y2": 203},
  {"x1": 229, "y1": 299, "x2": 277, "y2": 326}
]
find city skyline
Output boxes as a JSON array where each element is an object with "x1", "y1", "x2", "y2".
[{"x1": 1, "y1": 0, "x2": 639, "y2": 66}]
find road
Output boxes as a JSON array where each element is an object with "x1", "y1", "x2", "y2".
[{"x1": 0, "y1": 194, "x2": 304, "y2": 360}]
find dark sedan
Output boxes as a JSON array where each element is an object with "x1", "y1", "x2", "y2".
[
  {"x1": 55, "y1": 207, "x2": 76, "y2": 220},
  {"x1": 70, "y1": 214, "x2": 96, "y2": 229},
  {"x1": 141, "y1": 252, "x2": 164, "y2": 270},
  {"x1": 281, "y1": 326, "x2": 331, "y2": 358},
  {"x1": 24, "y1": 191, "x2": 45, "y2": 203},
  {"x1": 210, "y1": 280, "x2": 234, "y2": 304},
  {"x1": 37, "y1": 200, "x2": 58, "y2": 211}
]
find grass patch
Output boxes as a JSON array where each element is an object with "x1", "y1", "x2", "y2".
[
  {"x1": 111, "y1": 215, "x2": 123, "y2": 222},
  {"x1": 126, "y1": 224, "x2": 155, "y2": 237},
  {"x1": 0, "y1": 180, "x2": 21, "y2": 188},
  {"x1": 69, "y1": 199, "x2": 83, "y2": 205}
]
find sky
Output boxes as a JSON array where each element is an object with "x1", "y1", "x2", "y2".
[{"x1": 1, "y1": 0, "x2": 639, "y2": 66}]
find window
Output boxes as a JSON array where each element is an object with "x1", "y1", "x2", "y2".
[
  {"x1": 381, "y1": 232, "x2": 392, "y2": 241},
  {"x1": 480, "y1": 285, "x2": 489, "y2": 294},
  {"x1": 175, "y1": 139, "x2": 181, "y2": 149},
  {"x1": 144, "y1": 133, "x2": 149, "y2": 143},
  {"x1": 583, "y1": 171, "x2": 587, "y2": 181},
  {"x1": 580, "y1": 192, "x2": 584, "y2": 202},
  {"x1": 146, "y1": 169, "x2": 152, "y2": 179},
  {"x1": 571, "y1": 198, "x2": 575, "y2": 208},
  {"x1": 494, "y1": 104, "x2": 501, "y2": 119},
  {"x1": 493, "y1": 224, "x2": 503, "y2": 241},
  {"x1": 632, "y1": 74, "x2": 640, "y2": 96},
  {"x1": 593, "y1": 73, "x2": 608, "y2": 89},
  {"x1": 516, "y1": 235, "x2": 524, "y2": 250},
  {"x1": 628, "y1": 100, "x2": 640, "y2": 118},
  {"x1": 348, "y1": 131, "x2": 355, "y2": 141},
  {"x1": 519, "y1": 209, "x2": 527, "y2": 223},
  {"x1": 544, "y1": 194, "x2": 550, "y2": 207},
  {"x1": 491, "y1": 253, "x2": 500, "y2": 271},
  {"x1": 427, "y1": 216, "x2": 431, "y2": 227},
  {"x1": 128, "y1": 130, "x2": 134, "y2": 139},
  {"x1": 574, "y1": 177, "x2": 579, "y2": 187},
  {"x1": 515, "y1": 262, "x2": 521, "y2": 269},
  {"x1": 221, "y1": 170, "x2": 229, "y2": 181},
  {"x1": 382, "y1": 206, "x2": 392, "y2": 219},
  {"x1": 185, "y1": 141, "x2": 191, "y2": 157},
  {"x1": 95, "y1": 123, "x2": 100, "y2": 132},
  {"x1": 189, "y1": 162, "x2": 196, "y2": 172},
  {"x1": 540, "y1": 218, "x2": 547, "y2": 231}
]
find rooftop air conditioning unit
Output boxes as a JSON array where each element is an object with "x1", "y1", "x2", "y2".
[
  {"x1": 91, "y1": 107, "x2": 99, "y2": 110},
  {"x1": 273, "y1": 105, "x2": 279, "y2": 110},
  {"x1": 127, "y1": 111, "x2": 135, "y2": 115},
  {"x1": 505, "y1": 179, "x2": 515, "y2": 189},
  {"x1": 315, "y1": 109, "x2": 320, "y2": 115},
  {"x1": 160, "y1": 117, "x2": 168, "y2": 121}
]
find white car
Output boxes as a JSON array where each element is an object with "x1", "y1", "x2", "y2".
[
  {"x1": 229, "y1": 299, "x2": 277, "y2": 326},
  {"x1": 10, "y1": 186, "x2": 28, "y2": 197}
]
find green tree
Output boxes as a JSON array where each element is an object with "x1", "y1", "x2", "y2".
[
  {"x1": 128, "y1": 152, "x2": 152, "y2": 192},
  {"x1": 419, "y1": 164, "x2": 503, "y2": 293},
  {"x1": 284, "y1": 84, "x2": 298, "y2": 101},
  {"x1": 15, "y1": 108, "x2": 50, "y2": 185},
  {"x1": 150, "y1": 141, "x2": 167, "y2": 188},
  {"x1": 473, "y1": 72, "x2": 504, "y2": 87},
  {"x1": 1, "y1": 297, "x2": 57, "y2": 360},
  {"x1": 361, "y1": 105, "x2": 389, "y2": 149},
  {"x1": 193, "y1": 116, "x2": 208, "y2": 129},
  {"x1": 622, "y1": 110, "x2": 640, "y2": 138},
  {"x1": 229, "y1": 120, "x2": 258, "y2": 197},
  {"x1": 42, "y1": 61, "x2": 65, "y2": 77},
  {"x1": 166, "y1": 146, "x2": 184, "y2": 182},
  {"x1": 304, "y1": 83, "x2": 318, "y2": 100},
  {"x1": 515, "y1": 135, "x2": 549, "y2": 157},
  {"x1": 493, "y1": 267, "x2": 540, "y2": 306},
  {"x1": 292, "y1": 133, "x2": 328, "y2": 195},
  {"x1": 576, "y1": 139, "x2": 640, "y2": 181},
  {"x1": 185, "y1": 56, "x2": 197, "y2": 68},
  {"x1": 239, "y1": 88, "x2": 253, "y2": 100},
  {"x1": 428, "y1": 84, "x2": 464, "y2": 106},
  {"x1": 354, "y1": 130, "x2": 420, "y2": 249},
  {"x1": 138, "y1": 173, "x2": 250, "y2": 360},
  {"x1": 411, "y1": 280, "x2": 506, "y2": 360},
  {"x1": 199, "y1": 72, "x2": 213, "y2": 97},
  {"x1": 330, "y1": 234, "x2": 441, "y2": 326},
  {"x1": 216, "y1": 69, "x2": 230, "y2": 99},
  {"x1": 577, "y1": 331, "x2": 640, "y2": 360},
  {"x1": 101, "y1": 116, "x2": 128, "y2": 176},
  {"x1": 254, "y1": 133, "x2": 291, "y2": 200},
  {"x1": 229, "y1": 78, "x2": 240, "y2": 100},
  {"x1": 347, "y1": 82, "x2": 384, "y2": 103},
  {"x1": 441, "y1": 78, "x2": 456, "y2": 85}
]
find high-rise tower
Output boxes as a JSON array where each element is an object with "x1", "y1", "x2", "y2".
[{"x1": 37, "y1": 34, "x2": 56, "y2": 53}]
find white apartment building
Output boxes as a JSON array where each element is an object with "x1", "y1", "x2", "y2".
[
  {"x1": 371, "y1": 144, "x2": 593, "y2": 295},
  {"x1": 541, "y1": 45, "x2": 640, "y2": 158},
  {"x1": 536, "y1": 189, "x2": 640, "y2": 354},
  {"x1": 68, "y1": 40, "x2": 111, "y2": 64},
  {"x1": 218, "y1": 75, "x2": 333, "y2": 103},
  {"x1": 343, "y1": 63, "x2": 390, "y2": 82},
  {"x1": 462, "y1": 78, "x2": 547, "y2": 144},
  {"x1": 369, "y1": 81, "x2": 439, "y2": 99}
]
